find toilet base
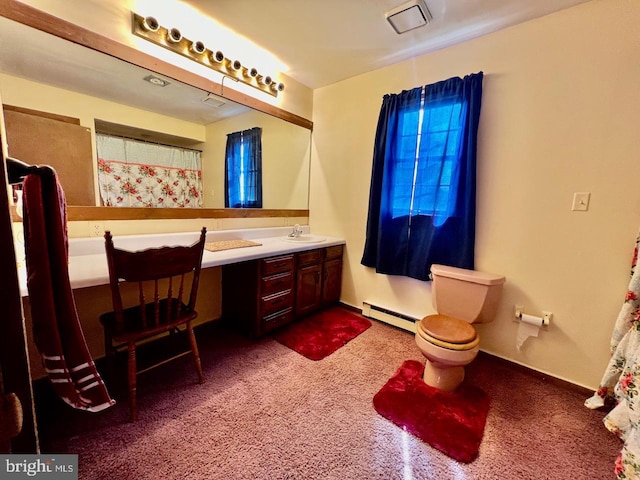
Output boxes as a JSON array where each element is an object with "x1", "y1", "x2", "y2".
[{"x1": 423, "y1": 360, "x2": 465, "y2": 392}]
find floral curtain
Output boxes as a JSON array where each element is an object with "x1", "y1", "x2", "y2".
[
  {"x1": 96, "y1": 134, "x2": 203, "y2": 208},
  {"x1": 585, "y1": 230, "x2": 640, "y2": 478}
]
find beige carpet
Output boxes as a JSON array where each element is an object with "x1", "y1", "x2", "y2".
[{"x1": 37, "y1": 310, "x2": 621, "y2": 479}]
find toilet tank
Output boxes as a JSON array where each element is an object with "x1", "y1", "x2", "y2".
[{"x1": 431, "y1": 264, "x2": 505, "y2": 324}]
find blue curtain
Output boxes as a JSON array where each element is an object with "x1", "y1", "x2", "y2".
[
  {"x1": 361, "y1": 72, "x2": 483, "y2": 281},
  {"x1": 225, "y1": 127, "x2": 263, "y2": 208}
]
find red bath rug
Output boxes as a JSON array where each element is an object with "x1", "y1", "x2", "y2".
[
  {"x1": 274, "y1": 307, "x2": 371, "y2": 361},
  {"x1": 373, "y1": 360, "x2": 490, "y2": 463}
]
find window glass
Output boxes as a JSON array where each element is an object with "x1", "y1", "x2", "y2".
[
  {"x1": 390, "y1": 100, "x2": 466, "y2": 226},
  {"x1": 225, "y1": 127, "x2": 262, "y2": 208}
]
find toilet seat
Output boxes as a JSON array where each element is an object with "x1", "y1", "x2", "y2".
[{"x1": 417, "y1": 314, "x2": 480, "y2": 351}]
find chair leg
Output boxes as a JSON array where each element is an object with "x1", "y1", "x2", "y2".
[
  {"x1": 187, "y1": 322, "x2": 204, "y2": 384},
  {"x1": 104, "y1": 331, "x2": 112, "y2": 376},
  {"x1": 127, "y1": 341, "x2": 138, "y2": 422},
  {"x1": 104, "y1": 330, "x2": 115, "y2": 385}
]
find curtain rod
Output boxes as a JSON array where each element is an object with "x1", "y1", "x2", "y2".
[{"x1": 96, "y1": 131, "x2": 203, "y2": 153}]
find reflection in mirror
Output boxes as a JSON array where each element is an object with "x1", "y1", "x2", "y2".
[{"x1": 0, "y1": 15, "x2": 311, "y2": 210}]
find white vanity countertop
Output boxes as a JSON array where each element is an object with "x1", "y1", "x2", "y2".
[{"x1": 18, "y1": 227, "x2": 345, "y2": 297}]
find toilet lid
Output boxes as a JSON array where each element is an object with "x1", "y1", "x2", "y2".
[{"x1": 419, "y1": 314, "x2": 477, "y2": 344}]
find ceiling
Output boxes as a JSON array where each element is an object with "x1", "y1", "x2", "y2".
[
  {"x1": 0, "y1": 0, "x2": 592, "y2": 126},
  {"x1": 183, "y1": 0, "x2": 592, "y2": 89},
  {"x1": 0, "y1": 15, "x2": 250, "y2": 127}
]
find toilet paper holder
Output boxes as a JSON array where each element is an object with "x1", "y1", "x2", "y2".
[{"x1": 514, "y1": 305, "x2": 552, "y2": 326}]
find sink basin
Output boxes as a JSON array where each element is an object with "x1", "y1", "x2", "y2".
[{"x1": 281, "y1": 235, "x2": 326, "y2": 244}]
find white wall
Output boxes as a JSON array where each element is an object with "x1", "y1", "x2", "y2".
[{"x1": 310, "y1": 0, "x2": 640, "y2": 389}]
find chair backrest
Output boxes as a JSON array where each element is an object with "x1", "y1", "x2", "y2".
[{"x1": 104, "y1": 227, "x2": 207, "y2": 329}]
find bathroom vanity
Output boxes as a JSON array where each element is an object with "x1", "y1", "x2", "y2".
[
  {"x1": 221, "y1": 244, "x2": 344, "y2": 337},
  {"x1": 16, "y1": 227, "x2": 345, "y2": 361}
]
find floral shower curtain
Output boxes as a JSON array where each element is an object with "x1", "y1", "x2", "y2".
[
  {"x1": 96, "y1": 134, "x2": 203, "y2": 208},
  {"x1": 585, "y1": 230, "x2": 640, "y2": 478}
]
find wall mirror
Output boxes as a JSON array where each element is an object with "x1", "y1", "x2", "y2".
[{"x1": 0, "y1": 11, "x2": 311, "y2": 218}]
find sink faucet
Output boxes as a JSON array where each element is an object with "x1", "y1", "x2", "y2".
[{"x1": 288, "y1": 224, "x2": 303, "y2": 238}]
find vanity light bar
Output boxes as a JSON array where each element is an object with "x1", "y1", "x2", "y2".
[{"x1": 132, "y1": 13, "x2": 284, "y2": 97}]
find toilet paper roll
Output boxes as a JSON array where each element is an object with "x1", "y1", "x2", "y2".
[{"x1": 516, "y1": 314, "x2": 544, "y2": 351}]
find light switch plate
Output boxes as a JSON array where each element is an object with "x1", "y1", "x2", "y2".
[{"x1": 571, "y1": 192, "x2": 590, "y2": 211}]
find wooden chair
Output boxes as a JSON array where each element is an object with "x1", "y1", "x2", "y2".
[{"x1": 100, "y1": 227, "x2": 207, "y2": 422}]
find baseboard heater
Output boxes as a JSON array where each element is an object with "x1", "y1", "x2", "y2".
[{"x1": 362, "y1": 301, "x2": 420, "y2": 333}]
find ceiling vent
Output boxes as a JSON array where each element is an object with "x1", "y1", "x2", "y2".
[
  {"x1": 385, "y1": 0, "x2": 432, "y2": 34},
  {"x1": 202, "y1": 93, "x2": 226, "y2": 108}
]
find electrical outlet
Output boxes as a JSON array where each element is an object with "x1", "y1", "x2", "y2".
[{"x1": 90, "y1": 222, "x2": 104, "y2": 238}]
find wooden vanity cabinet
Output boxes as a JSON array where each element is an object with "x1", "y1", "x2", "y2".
[
  {"x1": 295, "y1": 245, "x2": 344, "y2": 316},
  {"x1": 322, "y1": 245, "x2": 344, "y2": 306},
  {"x1": 222, "y1": 245, "x2": 343, "y2": 337},
  {"x1": 295, "y1": 250, "x2": 323, "y2": 317},
  {"x1": 222, "y1": 254, "x2": 295, "y2": 337}
]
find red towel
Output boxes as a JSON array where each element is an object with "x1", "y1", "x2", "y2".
[{"x1": 23, "y1": 167, "x2": 114, "y2": 412}]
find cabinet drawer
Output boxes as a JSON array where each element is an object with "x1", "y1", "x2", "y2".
[
  {"x1": 261, "y1": 271, "x2": 293, "y2": 296},
  {"x1": 324, "y1": 245, "x2": 344, "y2": 260},
  {"x1": 261, "y1": 289, "x2": 294, "y2": 317},
  {"x1": 262, "y1": 255, "x2": 294, "y2": 276},
  {"x1": 297, "y1": 249, "x2": 321, "y2": 266},
  {"x1": 261, "y1": 307, "x2": 294, "y2": 333}
]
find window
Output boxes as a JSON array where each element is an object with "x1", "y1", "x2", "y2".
[
  {"x1": 361, "y1": 72, "x2": 483, "y2": 281},
  {"x1": 390, "y1": 98, "x2": 466, "y2": 226},
  {"x1": 225, "y1": 127, "x2": 263, "y2": 208},
  {"x1": 96, "y1": 133, "x2": 202, "y2": 208}
]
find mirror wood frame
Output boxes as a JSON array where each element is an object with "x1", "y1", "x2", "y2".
[{"x1": 0, "y1": 0, "x2": 311, "y2": 222}]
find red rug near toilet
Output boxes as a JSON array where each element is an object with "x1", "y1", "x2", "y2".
[
  {"x1": 373, "y1": 360, "x2": 490, "y2": 463},
  {"x1": 274, "y1": 307, "x2": 371, "y2": 361}
]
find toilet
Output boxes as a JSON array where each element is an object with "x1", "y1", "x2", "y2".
[{"x1": 415, "y1": 264, "x2": 505, "y2": 392}]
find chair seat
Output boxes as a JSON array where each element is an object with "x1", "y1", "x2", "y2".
[
  {"x1": 417, "y1": 314, "x2": 480, "y2": 351},
  {"x1": 100, "y1": 298, "x2": 197, "y2": 342}
]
